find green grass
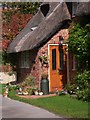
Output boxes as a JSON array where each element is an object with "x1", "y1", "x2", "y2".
[
  {"x1": 0, "y1": 84, "x2": 6, "y2": 94},
  {"x1": 8, "y1": 90, "x2": 89, "y2": 119}
]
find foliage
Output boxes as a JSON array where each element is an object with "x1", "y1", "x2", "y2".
[
  {"x1": 2, "y1": 12, "x2": 32, "y2": 43},
  {"x1": 0, "y1": 84, "x2": 6, "y2": 94},
  {"x1": 74, "y1": 70, "x2": 90, "y2": 101},
  {"x1": 2, "y1": 52, "x2": 17, "y2": 69},
  {"x1": 41, "y1": 73, "x2": 48, "y2": 79},
  {"x1": 0, "y1": 52, "x2": 2, "y2": 66},
  {"x1": 2, "y1": 53, "x2": 10, "y2": 65},
  {"x1": 24, "y1": 74, "x2": 36, "y2": 87},
  {"x1": 58, "y1": 90, "x2": 66, "y2": 96},
  {"x1": 17, "y1": 74, "x2": 37, "y2": 95},
  {"x1": 2, "y1": 40, "x2": 10, "y2": 51},
  {"x1": 26, "y1": 87, "x2": 35, "y2": 95},
  {"x1": 2, "y1": 2, "x2": 40, "y2": 66},
  {"x1": 2, "y1": 2, "x2": 40, "y2": 14},
  {"x1": 65, "y1": 84, "x2": 77, "y2": 95},
  {"x1": 20, "y1": 74, "x2": 36, "y2": 89},
  {"x1": 39, "y1": 55, "x2": 48, "y2": 68},
  {"x1": 39, "y1": 55, "x2": 48, "y2": 64},
  {"x1": 7, "y1": 71, "x2": 14, "y2": 76},
  {"x1": 2, "y1": 12, "x2": 32, "y2": 66},
  {"x1": 65, "y1": 70, "x2": 90, "y2": 101},
  {"x1": 3, "y1": 10, "x2": 14, "y2": 23},
  {"x1": 8, "y1": 85, "x2": 20, "y2": 91},
  {"x1": 8, "y1": 90, "x2": 89, "y2": 118},
  {"x1": 67, "y1": 23, "x2": 90, "y2": 70}
]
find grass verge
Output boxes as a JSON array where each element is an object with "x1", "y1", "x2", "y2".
[
  {"x1": 8, "y1": 90, "x2": 89, "y2": 119},
  {"x1": 0, "y1": 84, "x2": 6, "y2": 94}
]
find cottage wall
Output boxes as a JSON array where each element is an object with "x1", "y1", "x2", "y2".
[
  {"x1": 17, "y1": 28, "x2": 75, "y2": 87},
  {"x1": 17, "y1": 49, "x2": 40, "y2": 85}
]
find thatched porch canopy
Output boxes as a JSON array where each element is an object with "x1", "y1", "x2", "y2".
[{"x1": 7, "y1": 2, "x2": 71, "y2": 53}]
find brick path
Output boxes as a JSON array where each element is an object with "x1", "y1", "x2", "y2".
[{"x1": 16, "y1": 93, "x2": 56, "y2": 99}]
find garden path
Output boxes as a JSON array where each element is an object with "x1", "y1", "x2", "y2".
[{"x1": 0, "y1": 95, "x2": 66, "y2": 119}]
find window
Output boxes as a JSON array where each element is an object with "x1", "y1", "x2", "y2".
[
  {"x1": 40, "y1": 4, "x2": 49, "y2": 17},
  {"x1": 60, "y1": 48, "x2": 64, "y2": 70},
  {"x1": 52, "y1": 49, "x2": 56, "y2": 70},
  {"x1": 20, "y1": 51, "x2": 29, "y2": 68}
]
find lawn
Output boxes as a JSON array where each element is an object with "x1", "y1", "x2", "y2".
[
  {"x1": 8, "y1": 90, "x2": 89, "y2": 119},
  {"x1": 0, "y1": 84, "x2": 6, "y2": 94}
]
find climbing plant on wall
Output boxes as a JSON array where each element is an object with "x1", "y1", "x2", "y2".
[
  {"x1": 2, "y1": 2, "x2": 40, "y2": 69},
  {"x1": 67, "y1": 22, "x2": 90, "y2": 70}
]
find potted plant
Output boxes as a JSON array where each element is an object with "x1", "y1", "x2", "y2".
[
  {"x1": 38, "y1": 55, "x2": 48, "y2": 67},
  {"x1": 41, "y1": 73, "x2": 48, "y2": 79},
  {"x1": 22, "y1": 88, "x2": 29, "y2": 95}
]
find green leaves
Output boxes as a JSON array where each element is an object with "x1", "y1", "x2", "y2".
[
  {"x1": 74, "y1": 70, "x2": 90, "y2": 101},
  {"x1": 2, "y1": 2, "x2": 40, "y2": 66},
  {"x1": 2, "y1": 2, "x2": 40, "y2": 14},
  {"x1": 67, "y1": 23, "x2": 90, "y2": 70}
]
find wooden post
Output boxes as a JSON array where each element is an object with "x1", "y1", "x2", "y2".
[{"x1": 66, "y1": 45, "x2": 70, "y2": 85}]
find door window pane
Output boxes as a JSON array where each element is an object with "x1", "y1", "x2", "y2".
[
  {"x1": 60, "y1": 48, "x2": 64, "y2": 70},
  {"x1": 52, "y1": 49, "x2": 56, "y2": 70}
]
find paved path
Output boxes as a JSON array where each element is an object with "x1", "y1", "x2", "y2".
[{"x1": 0, "y1": 95, "x2": 64, "y2": 119}]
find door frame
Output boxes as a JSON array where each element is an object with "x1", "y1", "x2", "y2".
[
  {"x1": 48, "y1": 44, "x2": 59, "y2": 91},
  {"x1": 48, "y1": 43, "x2": 69, "y2": 92}
]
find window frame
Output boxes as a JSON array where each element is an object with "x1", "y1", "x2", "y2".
[{"x1": 20, "y1": 51, "x2": 30, "y2": 68}]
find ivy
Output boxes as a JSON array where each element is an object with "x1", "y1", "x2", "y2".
[
  {"x1": 67, "y1": 23, "x2": 90, "y2": 70},
  {"x1": 2, "y1": 2, "x2": 40, "y2": 14},
  {"x1": 2, "y1": 2, "x2": 40, "y2": 66},
  {"x1": 3, "y1": 11, "x2": 14, "y2": 23}
]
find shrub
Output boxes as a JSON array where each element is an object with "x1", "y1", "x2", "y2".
[
  {"x1": 74, "y1": 70, "x2": 90, "y2": 101},
  {"x1": 65, "y1": 84, "x2": 77, "y2": 94},
  {"x1": 22, "y1": 74, "x2": 36, "y2": 87},
  {"x1": 41, "y1": 73, "x2": 48, "y2": 79},
  {"x1": 58, "y1": 90, "x2": 66, "y2": 96},
  {"x1": 19, "y1": 74, "x2": 38, "y2": 94},
  {"x1": 27, "y1": 87, "x2": 35, "y2": 95},
  {"x1": 67, "y1": 23, "x2": 90, "y2": 70},
  {"x1": 8, "y1": 85, "x2": 20, "y2": 91}
]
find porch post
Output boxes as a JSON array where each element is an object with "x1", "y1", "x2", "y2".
[{"x1": 67, "y1": 45, "x2": 70, "y2": 85}]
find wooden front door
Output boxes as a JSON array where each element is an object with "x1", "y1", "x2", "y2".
[{"x1": 49, "y1": 44, "x2": 67, "y2": 92}]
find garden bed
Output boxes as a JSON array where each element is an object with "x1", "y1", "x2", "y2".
[{"x1": 16, "y1": 93, "x2": 56, "y2": 99}]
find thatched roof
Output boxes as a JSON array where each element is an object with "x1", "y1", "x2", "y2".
[
  {"x1": 7, "y1": 2, "x2": 71, "y2": 53},
  {"x1": 76, "y1": 2, "x2": 90, "y2": 16}
]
